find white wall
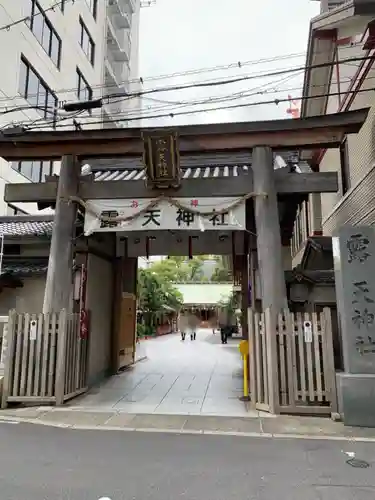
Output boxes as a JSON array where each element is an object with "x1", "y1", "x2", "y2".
[
  {"x1": 0, "y1": 277, "x2": 46, "y2": 315},
  {"x1": 0, "y1": 159, "x2": 41, "y2": 214}
]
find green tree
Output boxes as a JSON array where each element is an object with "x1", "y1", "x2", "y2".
[
  {"x1": 147, "y1": 255, "x2": 211, "y2": 283},
  {"x1": 211, "y1": 256, "x2": 232, "y2": 282},
  {"x1": 137, "y1": 268, "x2": 183, "y2": 333},
  {"x1": 146, "y1": 258, "x2": 189, "y2": 282}
]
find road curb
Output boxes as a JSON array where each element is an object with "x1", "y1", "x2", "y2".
[{"x1": 1, "y1": 414, "x2": 375, "y2": 442}]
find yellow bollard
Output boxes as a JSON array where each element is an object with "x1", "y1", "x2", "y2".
[
  {"x1": 238, "y1": 340, "x2": 250, "y2": 402},
  {"x1": 243, "y1": 354, "x2": 249, "y2": 399}
]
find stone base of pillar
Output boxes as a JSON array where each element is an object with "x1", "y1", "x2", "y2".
[{"x1": 337, "y1": 372, "x2": 375, "y2": 427}]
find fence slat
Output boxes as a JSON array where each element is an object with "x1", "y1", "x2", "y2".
[
  {"x1": 248, "y1": 308, "x2": 257, "y2": 405},
  {"x1": 284, "y1": 310, "x2": 296, "y2": 409},
  {"x1": 296, "y1": 312, "x2": 307, "y2": 402},
  {"x1": 1, "y1": 311, "x2": 16, "y2": 409},
  {"x1": 12, "y1": 315, "x2": 24, "y2": 397},
  {"x1": 254, "y1": 313, "x2": 263, "y2": 404},
  {"x1": 40, "y1": 314, "x2": 50, "y2": 397},
  {"x1": 322, "y1": 308, "x2": 338, "y2": 413},
  {"x1": 19, "y1": 314, "x2": 31, "y2": 397},
  {"x1": 304, "y1": 312, "x2": 315, "y2": 402},
  {"x1": 264, "y1": 309, "x2": 279, "y2": 414},
  {"x1": 55, "y1": 310, "x2": 68, "y2": 405},
  {"x1": 277, "y1": 313, "x2": 287, "y2": 406},
  {"x1": 26, "y1": 314, "x2": 36, "y2": 396},
  {"x1": 261, "y1": 314, "x2": 269, "y2": 406},
  {"x1": 47, "y1": 313, "x2": 58, "y2": 397},
  {"x1": 312, "y1": 311, "x2": 323, "y2": 402},
  {"x1": 33, "y1": 314, "x2": 44, "y2": 397}
]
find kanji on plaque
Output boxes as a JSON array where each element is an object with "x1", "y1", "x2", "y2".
[
  {"x1": 176, "y1": 209, "x2": 195, "y2": 227},
  {"x1": 131, "y1": 200, "x2": 139, "y2": 208},
  {"x1": 191, "y1": 199, "x2": 199, "y2": 207},
  {"x1": 142, "y1": 209, "x2": 161, "y2": 227},
  {"x1": 100, "y1": 210, "x2": 119, "y2": 229},
  {"x1": 209, "y1": 210, "x2": 228, "y2": 226}
]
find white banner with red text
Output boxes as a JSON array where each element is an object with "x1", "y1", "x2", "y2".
[{"x1": 83, "y1": 197, "x2": 246, "y2": 235}]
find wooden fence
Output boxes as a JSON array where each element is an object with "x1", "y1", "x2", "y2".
[
  {"x1": 248, "y1": 307, "x2": 337, "y2": 415},
  {"x1": 1, "y1": 310, "x2": 89, "y2": 408}
]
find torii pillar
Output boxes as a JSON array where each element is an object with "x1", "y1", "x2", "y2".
[{"x1": 252, "y1": 146, "x2": 287, "y2": 315}]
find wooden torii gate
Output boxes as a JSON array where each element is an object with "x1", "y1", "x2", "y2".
[
  {"x1": 0, "y1": 107, "x2": 369, "y2": 410},
  {"x1": 1, "y1": 108, "x2": 368, "y2": 313}
]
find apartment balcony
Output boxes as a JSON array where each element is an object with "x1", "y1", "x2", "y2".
[
  {"x1": 106, "y1": 18, "x2": 131, "y2": 62},
  {"x1": 127, "y1": 0, "x2": 136, "y2": 13},
  {"x1": 108, "y1": 0, "x2": 131, "y2": 29}
]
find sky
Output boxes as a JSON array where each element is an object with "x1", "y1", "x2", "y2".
[{"x1": 136, "y1": 0, "x2": 320, "y2": 126}]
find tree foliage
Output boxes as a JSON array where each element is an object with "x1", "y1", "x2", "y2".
[
  {"x1": 137, "y1": 268, "x2": 183, "y2": 313},
  {"x1": 146, "y1": 255, "x2": 210, "y2": 283},
  {"x1": 211, "y1": 256, "x2": 232, "y2": 282}
]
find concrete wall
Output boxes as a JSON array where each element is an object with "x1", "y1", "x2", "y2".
[
  {"x1": 0, "y1": 276, "x2": 46, "y2": 315},
  {"x1": 86, "y1": 253, "x2": 114, "y2": 387}
]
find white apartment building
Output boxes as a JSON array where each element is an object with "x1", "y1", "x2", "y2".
[{"x1": 0, "y1": 0, "x2": 141, "y2": 215}]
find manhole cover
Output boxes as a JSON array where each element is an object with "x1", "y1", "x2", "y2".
[{"x1": 346, "y1": 458, "x2": 370, "y2": 468}]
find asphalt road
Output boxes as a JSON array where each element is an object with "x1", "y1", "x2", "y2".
[{"x1": 0, "y1": 421, "x2": 375, "y2": 500}]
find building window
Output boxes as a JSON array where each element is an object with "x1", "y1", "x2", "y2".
[
  {"x1": 77, "y1": 68, "x2": 93, "y2": 103},
  {"x1": 86, "y1": 0, "x2": 98, "y2": 19},
  {"x1": 339, "y1": 138, "x2": 350, "y2": 195},
  {"x1": 11, "y1": 160, "x2": 54, "y2": 183},
  {"x1": 7, "y1": 204, "x2": 28, "y2": 216},
  {"x1": 18, "y1": 57, "x2": 58, "y2": 121},
  {"x1": 79, "y1": 17, "x2": 95, "y2": 65},
  {"x1": 28, "y1": 0, "x2": 62, "y2": 68}
]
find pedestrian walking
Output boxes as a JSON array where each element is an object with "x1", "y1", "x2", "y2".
[
  {"x1": 188, "y1": 311, "x2": 199, "y2": 341},
  {"x1": 179, "y1": 309, "x2": 189, "y2": 341},
  {"x1": 218, "y1": 307, "x2": 229, "y2": 344}
]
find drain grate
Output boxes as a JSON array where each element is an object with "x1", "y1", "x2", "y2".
[{"x1": 346, "y1": 458, "x2": 370, "y2": 468}]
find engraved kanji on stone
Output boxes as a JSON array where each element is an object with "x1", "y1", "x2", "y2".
[{"x1": 347, "y1": 233, "x2": 371, "y2": 263}]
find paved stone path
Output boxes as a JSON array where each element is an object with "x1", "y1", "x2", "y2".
[{"x1": 70, "y1": 329, "x2": 252, "y2": 416}]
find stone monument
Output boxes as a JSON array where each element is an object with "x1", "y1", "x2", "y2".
[{"x1": 333, "y1": 225, "x2": 375, "y2": 427}]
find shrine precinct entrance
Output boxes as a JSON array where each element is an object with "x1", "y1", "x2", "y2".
[{"x1": 0, "y1": 107, "x2": 369, "y2": 409}]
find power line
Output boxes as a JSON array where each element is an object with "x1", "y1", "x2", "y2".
[
  {"x1": 0, "y1": 37, "x2": 370, "y2": 104},
  {"x1": 109, "y1": 55, "x2": 372, "y2": 101},
  {"x1": 26, "y1": 86, "x2": 375, "y2": 131},
  {"x1": 18, "y1": 54, "x2": 366, "y2": 122},
  {"x1": 1, "y1": 55, "x2": 370, "y2": 130}
]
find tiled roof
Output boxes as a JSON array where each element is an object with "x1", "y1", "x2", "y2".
[
  {"x1": 175, "y1": 283, "x2": 234, "y2": 305},
  {"x1": 88, "y1": 151, "x2": 301, "y2": 171},
  {"x1": 0, "y1": 220, "x2": 53, "y2": 238},
  {"x1": 90, "y1": 150, "x2": 310, "y2": 182},
  {"x1": 0, "y1": 216, "x2": 54, "y2": 238},
  {"x1": 93, "y1": 165, "x2": 251, "y2": 182},
  {"x1": 1, "y1": 259, "x2": 49, "y2": 277}
]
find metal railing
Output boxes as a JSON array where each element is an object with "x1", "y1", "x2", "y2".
[{"x1": 291, "y1": 201, "x2": 309, "y2": 259}]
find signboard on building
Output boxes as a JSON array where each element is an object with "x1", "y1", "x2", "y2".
[{"x1": 84, "y1": 197, "x2": 246, "y2": 235}]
